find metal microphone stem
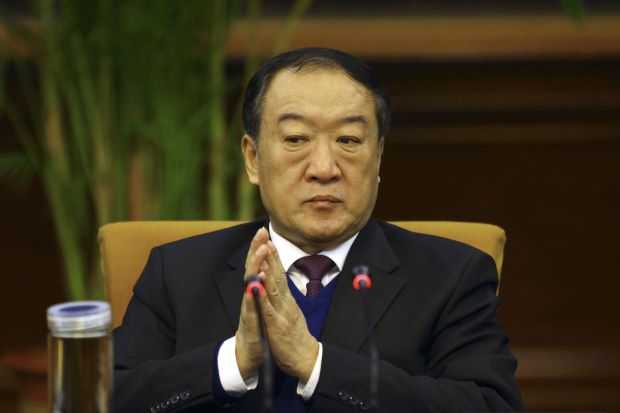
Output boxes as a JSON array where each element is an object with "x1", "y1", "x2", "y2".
[{"x1": 360, "y1": 284, "x2": 379, "y2": 413}]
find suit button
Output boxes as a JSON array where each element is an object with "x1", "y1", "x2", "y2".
[
  {"x1": 161, "y1": 399, "x2": 170, "y2": 409},
  {"x1": 337, "y1": 390, "x2": 349, "y2": 401},
  {"x1": 359, "y1": 400, "x2": 370, "y2": 410},
  {"x1": 349, "y1": 396, "x2": 360, "y2": 405},
  {"x1": 170, "y1": 394, "x2": 180, "y2": 404},
  {"x1": 180, "y1": 390, "x2": 191, "y2": 400}
]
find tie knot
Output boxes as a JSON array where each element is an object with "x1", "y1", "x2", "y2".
[{"x1": 294, "y1": 255, "x2": 335, "y2": 281}]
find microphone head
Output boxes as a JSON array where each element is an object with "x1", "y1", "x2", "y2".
[
  {"x1": 244, "y1": 274, "x2": 264, "y2": 296},
  {"x1": 352, "y1": 265, "x2": 372, "y2": 290},
  {"x1": 352, "y1": 265, "x2": 369, "y2": 276}
]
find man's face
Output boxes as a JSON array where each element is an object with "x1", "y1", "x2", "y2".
[{"x1": 242, "y1": 67, "x2": 384, "y2": 253}]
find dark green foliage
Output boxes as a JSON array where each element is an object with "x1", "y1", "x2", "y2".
[
  {"x1": 0, "y1": 0, "x2": 312, "y2": 299},
  {"x1": 561, "y1": 0, "x2": 587, "y2": 23}
]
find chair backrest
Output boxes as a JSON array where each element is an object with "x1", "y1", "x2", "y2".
[{"x1": 98, "y1": 220, "x2": 506, "y2": 329}]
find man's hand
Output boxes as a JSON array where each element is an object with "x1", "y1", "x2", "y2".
[
  {"x1": 235, "y1": 228, "x2": 270, "y2": 379},
  {"x1": 256, "y1": 239, "x2": 319, "y2": 383},
  {"x1": 236, "y1": 227, "x2": 319, "y2": 383}
]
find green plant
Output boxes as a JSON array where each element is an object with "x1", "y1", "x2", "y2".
[
  {"x1": 0, "y1": 0, "x2": 312, "y2": 300},
  {"x1": 561, "y1": 0, "x2": 587, "y2": 23}
]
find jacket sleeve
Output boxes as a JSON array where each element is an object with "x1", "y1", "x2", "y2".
[
  {"x1": 310, "y1": 251, "x2": 523, "y2": 412},
  {"x1": 112, "y1": 247, "x2": 221, "y2": 413}
]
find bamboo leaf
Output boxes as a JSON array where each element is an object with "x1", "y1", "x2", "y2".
[
  {"x1": 42, "y1": 165, "x2": 88, "y2": 300},
  {"x1": 0, "y1": 151, "x2": 32, "y2": 175},
  {"x1": 14, "y1": 60, "x2": 43, "y2": 140},
  {"x1": 271, "y1": 0, "x2": 314, "y2": 55},
  {"x1": 0, "y1": 151, "x2": 36, "y2": 189},
  {"x1": 3, "y1": 97, "x2": 41, "y2": 168},
  {"x1": 206, "y1": 0, "x2": 232, "y2": 219},
  {"x1": 0, "y1": 62, "x2": 5, "y2": 107},
  {"x1": 561, "y1": 0, "x2": 587, "y2": 23}
]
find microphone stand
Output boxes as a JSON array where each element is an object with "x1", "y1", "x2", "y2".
[
  {"x1": 352, "y1": 266, "x2": 379, "y2": 413},
  {"x1": 245, "y1": 275, "x2": 273, "y2": 413}
]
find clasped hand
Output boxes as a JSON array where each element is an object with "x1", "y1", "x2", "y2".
[{"x1": 235, "y1": 228, "x2": 319, "y2": 383}]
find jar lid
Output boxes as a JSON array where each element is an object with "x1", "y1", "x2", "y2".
[{"x1": 47, "y1": 301, "x2": 111, "y2": 336}]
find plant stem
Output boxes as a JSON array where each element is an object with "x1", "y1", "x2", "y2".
[{"x1": 207, "y1": 0, "x2": 230, "y2": 219}]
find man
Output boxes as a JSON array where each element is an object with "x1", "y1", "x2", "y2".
[{"x1": 113, "y1": 48, "x2": 523, "y2": 412}]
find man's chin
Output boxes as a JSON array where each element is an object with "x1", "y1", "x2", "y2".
[
  {"x1": 272, "y1": 215, "x2": 365, "y2": 252},
  {"x1": 299, "y1": 223, "x2": 356, "y2": 251}
]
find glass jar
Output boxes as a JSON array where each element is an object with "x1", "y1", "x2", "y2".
[{"x1": 47, "y1": 301, "x2": 112, "y2": 413}]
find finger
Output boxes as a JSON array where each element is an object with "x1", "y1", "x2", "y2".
[
  {"x1": 243, "y1": 284, "x2": 263, "y2": 312},
  {"x1": 255, "y1": 242, "x2": 285, "y2": 311},
  {"x1": 244, "y1": 227, "x2": 269, "y2": 277},
  {"x1": 258, "y1": 286, "x2": 277, "y2": 323},
  {"x1": 239, "y1": 291, "x2": 257, "y2": 330},
  {"x1": 261, "y1": 242, "x2": 290, "y2": 312},
  {"x1": 256, "y1": 246, "x2": 281, "y2": 301},
  {"x1": 266, "y1": 240, "x2": 289, "y2": 297},
  {"x1": 236, "y1": 290, "x2": 264, "y2": 374},
  {"x1": 253, "y1": 270, "x2": 276, "y2": 300}
]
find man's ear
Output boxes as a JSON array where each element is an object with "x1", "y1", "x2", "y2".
[
  {"x1": 377, "y1": 137, "x2": 385, "y2": 170},
  {"x1": 241, "y1": 134, "x2": 260, "y2": 185}
]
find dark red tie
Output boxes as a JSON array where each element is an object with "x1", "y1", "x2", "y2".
[{"x1": 294, "y1": 255, "x2": 336, "y2": 296}]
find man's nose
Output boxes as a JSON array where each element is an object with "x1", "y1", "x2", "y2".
[{"x1": 305, "y1": 141, "x2": 341, "y2": 183}]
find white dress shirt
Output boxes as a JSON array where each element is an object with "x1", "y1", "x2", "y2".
[{"x1": 216, "y1": 223, "x2": 358, "y2": 400}]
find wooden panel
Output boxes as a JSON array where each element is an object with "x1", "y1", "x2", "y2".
[
  {"x1": 380, "y1": 59, "x2": 620, "y2": 144},
  {"x1": 515, "y1": 346, "x2": 620, "y2": 411},
  {"x1": 227, "y1": 15, "x2": 620, "y2": 60},
  {"x1": 3, "y1": 15, "x2": 620, "y2": 60}
]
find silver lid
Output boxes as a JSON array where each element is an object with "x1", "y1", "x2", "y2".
[{"x1": 47, "y1": 301, "x2": 111, "y2": 336}]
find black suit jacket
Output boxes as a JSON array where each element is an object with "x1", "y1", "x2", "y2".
[{"x1": 113, "y1": 219, "x2": 523, "y2": 412}]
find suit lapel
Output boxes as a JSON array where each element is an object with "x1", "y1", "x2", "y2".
[
  {"x1": 322, "y1": 219, "x2": 407, "y2": 352},
  {"x1": 212, "y1": 221, "x2": 268, "y2": 331},
  {"x1": 213, "y1": 267, "x2": 244, "y2": 331}
]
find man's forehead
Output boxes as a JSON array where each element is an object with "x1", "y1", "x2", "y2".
[{"x1": 262, "y1": 67, "x2": 376, "y2": 121}]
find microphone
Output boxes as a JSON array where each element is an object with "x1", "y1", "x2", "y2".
[
  {"x1": 244, "y1": 275, "x2": 273, "y2": 413},
  {"x1": 245, "y1": 274, "x2": 265, "y2": 297},
  {"x1": 352, "y1": 265, "x2": 379, "y2": 412},
  {"x1": 352, "y1": 265, "x2": 372, "y2": 290}
]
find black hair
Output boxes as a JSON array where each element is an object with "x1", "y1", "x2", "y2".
[{"x1": 242, "y1": 47, "x2": 391, "y2": 143}]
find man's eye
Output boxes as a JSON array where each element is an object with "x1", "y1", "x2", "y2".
[
  {"x1": 338, "y1": 136, "x2": 359, "y2": 145},
  {"x1": 285, "y1": 136, "x2": 304, "y2": 144}
]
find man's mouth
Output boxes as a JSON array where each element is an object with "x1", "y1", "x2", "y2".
[{"x1": 306, "y1": 195, "x2": 342, "y2": 207}]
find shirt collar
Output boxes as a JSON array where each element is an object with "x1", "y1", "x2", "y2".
[{"x1": 268, "y1": 222, "x2": 358, "y2": 272}]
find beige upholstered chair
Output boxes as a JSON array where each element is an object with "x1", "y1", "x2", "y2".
[{"x1": 98, "y1": 221, "x2": 506, "y2": 329}]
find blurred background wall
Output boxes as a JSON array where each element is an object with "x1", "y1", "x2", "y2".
[{"x1": 1, "y1": 0, "x2": 619, "y2": 411}]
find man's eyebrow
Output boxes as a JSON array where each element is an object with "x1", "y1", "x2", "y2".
[
  {"x1": 277, "y1": 113, "x2": 369, "y2": 126},
  {"x1": 277, "y1": 112, "x2": 309, "y2": 124},
  {"x1": 339, "y1": 115, "x2": 369, "y2": 126}
]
